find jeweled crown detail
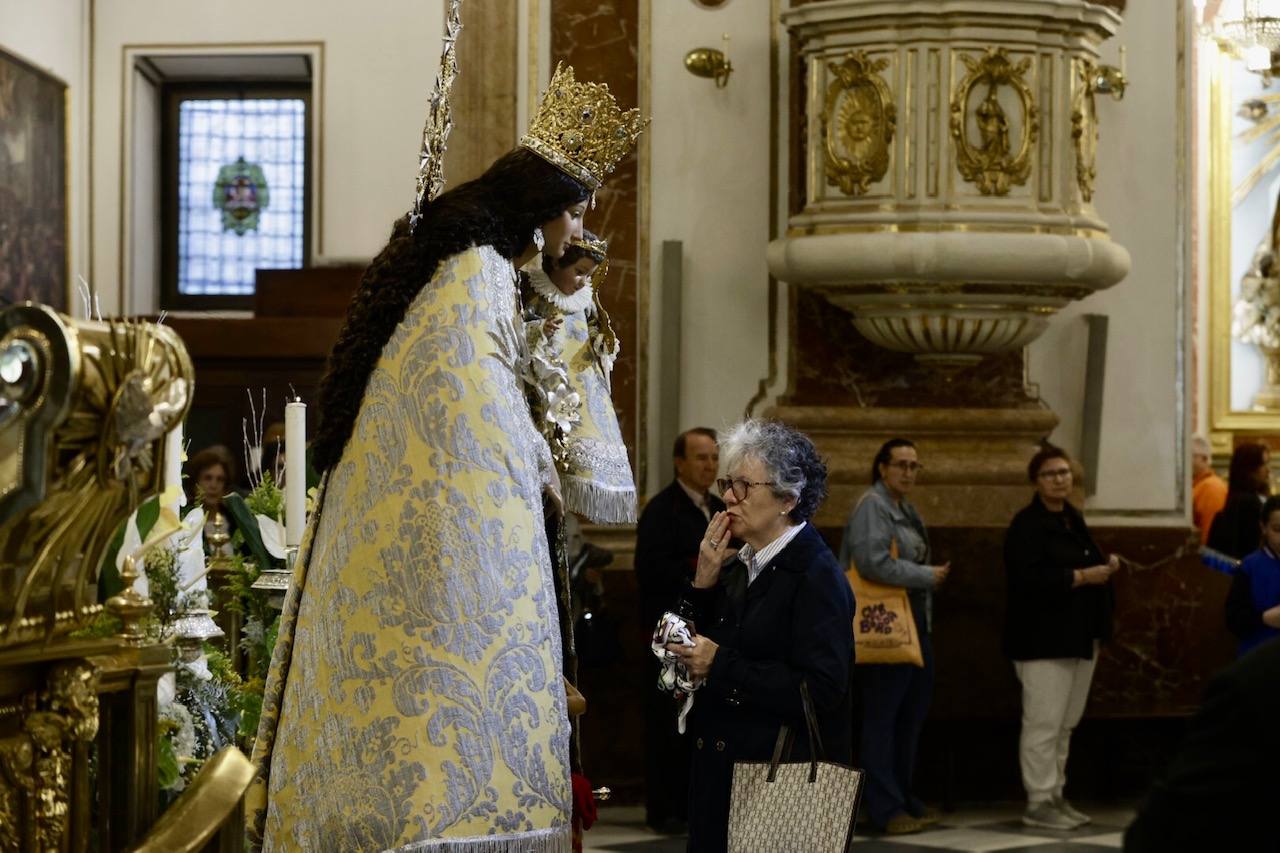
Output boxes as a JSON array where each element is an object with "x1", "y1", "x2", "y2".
[{"x1": 520, "y1": 63, "x2": 648, "y2": 188}]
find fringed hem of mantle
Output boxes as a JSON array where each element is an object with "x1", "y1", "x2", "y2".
[
  {"x1": 390, "y1": 825, "x2": 572, "y2": 853},
  {"x1": 563, "y1": 475, "x2": 637, "y2": 524}
]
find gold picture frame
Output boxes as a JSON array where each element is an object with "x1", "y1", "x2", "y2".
[{"x1": 1208, "y1": 43, "x2": 1280, "y2": 433}]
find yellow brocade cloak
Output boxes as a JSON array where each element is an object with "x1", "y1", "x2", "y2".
[{"x1": 249, "y1": 246, "x2": 571, "y2": 852}]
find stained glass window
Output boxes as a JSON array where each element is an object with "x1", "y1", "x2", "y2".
[{"x1": 174, "y1": 97, "x2": 307, "y2": 298}]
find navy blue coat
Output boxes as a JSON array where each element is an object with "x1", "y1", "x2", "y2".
[{"x1": 676, "y1": 523, "x2": 855, "y2": 852}]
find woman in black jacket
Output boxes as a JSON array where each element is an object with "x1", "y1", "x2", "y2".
[
  {"x1": 666, "y1": 419, "x2": 855, "y2": 852},
  {"x1": 1003, "y1": 444, "x2": 1118, "y2": 832}
]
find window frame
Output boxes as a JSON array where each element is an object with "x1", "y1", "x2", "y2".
[{"x1": 159, "y1": 82, "x2": 313, "y2": 311}]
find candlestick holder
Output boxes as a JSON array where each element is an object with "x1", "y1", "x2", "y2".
[
  {"x1": 173, "y1": 603, "x2": 225, "y2": 663},
  {"x1": 107, "y1": 526, "x2": 184, "y2": 645},
  {"x1": 204, "y1": 509, "x2": 233, "y2": 570},
  {"x1": 250, "y1": 545, "x2": 296, "y2": 609}
]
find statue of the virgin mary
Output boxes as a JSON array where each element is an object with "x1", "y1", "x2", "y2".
[{"x1": 246, "y1": 19, "x2": 645, "y2": 847}]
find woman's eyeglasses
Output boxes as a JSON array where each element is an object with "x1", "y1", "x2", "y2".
[
  {"x1": 886, "y1": 461, "x2": 924, "y2": 473},
  {"x1": 716, "y1": 477, "x2": 775, "y2": 501},
  {"x1": 1038, "y1": 467, "x2": 1072, "y2": 480}
]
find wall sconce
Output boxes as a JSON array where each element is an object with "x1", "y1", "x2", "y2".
[
  {"x1": 1091, "y1": 45, "x2": 1127, "y2": 100},
  {"x1": 685, "y1": 34, "x2": 733, "y2": 88}
]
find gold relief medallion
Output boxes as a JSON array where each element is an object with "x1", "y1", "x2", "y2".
[
  {"x1": 822, "y1": 51, "x2": 896, "y2": 197},
  {"x1": 1071, "y1": 58, "x2": 1099, "y2": 202},
  {"x1": 950, "y1": 47, "x2": 1039, "y2": 196}
]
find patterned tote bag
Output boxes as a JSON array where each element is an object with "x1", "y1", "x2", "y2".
[{"x1": 727, "y1": 682, "x2": 864, "y2": 852}]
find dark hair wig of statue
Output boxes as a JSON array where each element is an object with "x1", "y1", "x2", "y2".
[{"x1": 311, "y1": 147, "x2": 591, "y2": 473}]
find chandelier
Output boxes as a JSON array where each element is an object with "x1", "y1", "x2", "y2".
[{"x1": 1211, "y1": 0, "x2": 1280, "y2": 71}]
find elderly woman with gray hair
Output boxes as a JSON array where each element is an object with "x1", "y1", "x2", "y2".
[{"x1": 665, "y1": 419, "x2": 855, "y2": 852}]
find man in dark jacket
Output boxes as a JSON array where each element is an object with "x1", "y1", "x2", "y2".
[{"x1": 634, "y1": 427, "x2": 723, "y2": 833}]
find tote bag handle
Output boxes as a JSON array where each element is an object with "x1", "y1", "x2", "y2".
[{"x1": 766, "y1": 681, "x2": 825, "y2": 784}]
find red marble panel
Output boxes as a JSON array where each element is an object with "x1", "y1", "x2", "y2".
[
  {"x1": 913, "y1": 524, "x2": 1236, "y2": 720},
  {"x1": 788, "y1": 288, "x2": 1035, "y2": 408},
  {"x1": 551, "y1": 0, "x2": 642, "y2": 483}
]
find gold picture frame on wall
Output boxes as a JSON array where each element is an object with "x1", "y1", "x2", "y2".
[
  {"x1": 0, "y1": 47, "x2": 69, "y2": 312},
  {"x1": 1208, "y1": 43, "x2": 1280, "y2": 433}
]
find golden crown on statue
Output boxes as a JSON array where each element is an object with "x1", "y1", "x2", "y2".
[
  {"x1": 521, "y1": 62, "x2": 648, "y2": 189},
  {"x1": 570, "y1": 233, "x2": 609, "y2": 257}
]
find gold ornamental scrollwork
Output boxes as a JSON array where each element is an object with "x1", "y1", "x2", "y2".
[
  {"x1": 949, "y1": 47, "x2": 1039, "y2": 196},
  {"x1": 0, "y1": 306, "x2": 193, "y2": 649},
  {"x1": 1072, "y1": 58, "x2": 1099, "y2": 202},
  {"x1": 0, "y1": 735, "x2": 33, "y2": 853},
  {"x1": 0, "y1": 662, "x2": 99, "y2": 853},
  {"x1": 822, "y1": 50, "x2": 896, "y2": 197}
]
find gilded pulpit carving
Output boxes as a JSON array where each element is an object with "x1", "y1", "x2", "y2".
[
  {"x1": 823, "y1": 50, "x2": 896, "y2": 197},
  {"x1": 950, "y1": 47, "x2": 1038, "y2": 197}
]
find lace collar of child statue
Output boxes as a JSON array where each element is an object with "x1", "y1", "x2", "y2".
[{"x1": 529, "y1": 265, "x2": 595, "y2": 313}]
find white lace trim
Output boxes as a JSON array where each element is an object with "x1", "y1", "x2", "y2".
[{"x1": 529, "y1": 267, "x2": 594, "y2": 314}]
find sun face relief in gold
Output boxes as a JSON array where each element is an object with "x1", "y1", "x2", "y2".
[
  {"x1": 950, "y1": 47, "x2": 1039, "y2": 196},
  {"x1": 822, "y1": 50, "x2": 896, "y2": 197}
]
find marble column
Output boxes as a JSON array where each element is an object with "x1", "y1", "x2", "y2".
[{"x1": 769, "y1": 0, "x2": 1130, "y2": 528}]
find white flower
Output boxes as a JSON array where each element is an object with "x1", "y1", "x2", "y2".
[
  {"x1": 180, "y1": 655, "x2": 213, "y2": 682},
  {"x1": 157, "y1": 671, "x2": 176, "y2": 707},
  {"x1": 160, "y1": 701, "x2": 197, "y2": 763},
  {"x1": 255, "y1": 513, "x2": 287, "y2": 560},
  {"x1": 546, "y1": 385, "x2": 582, "y2": 435},
  {"x1": 175, "y1": 508, "x2": 207, "y2": 591}
]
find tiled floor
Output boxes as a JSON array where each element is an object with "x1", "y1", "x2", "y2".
[{"x1": 584, "y1": 804, "x2": 1135, "y2": 852}]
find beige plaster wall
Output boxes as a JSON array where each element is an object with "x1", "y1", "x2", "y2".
[
  {"x1": 91, "y1": 0, "x2": 444, "y2": 314},
  {"x1": 643, "y1": 0, "x2": 776, "y2": 492},
  {"x1": 1027, "y1": 2, "x2": 1189, "y2": 520}
]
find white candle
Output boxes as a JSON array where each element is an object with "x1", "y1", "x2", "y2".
[
  {"x1": 285, "y1": 399, "x2": 307, "y2": 547},
  {"x1": 164, "y1": 424, "x2": 184, "y2": 511}
]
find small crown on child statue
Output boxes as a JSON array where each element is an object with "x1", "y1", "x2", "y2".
[
  {"x1": 520, "y1": 63, "x2": 648, "y2": 189},
  {"x1": 570, "y1": 234, "x2": 609, "y2": 258}
]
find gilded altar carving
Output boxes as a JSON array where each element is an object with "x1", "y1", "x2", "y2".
[
  {"x1": 0, "y1": 662, "x2": 100, "y2": 853},
  {"x1": 822, "y1": 50, "x2": 896, "y2": 197},
  {"x1": 0, "y1": 306, "x2": 192, "y2": 649},
  {"x1": 950, "y1": 47, "x2": 1039, "y2": 196},
  {"x1": 0, "y1": 735, "x2": 34, "y2": 852},
  {"x1": 1072, "y1": 58, "x2": 1099, "y2": 201}
]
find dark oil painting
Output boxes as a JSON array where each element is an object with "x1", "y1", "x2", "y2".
[{"x1": 0, "y1": 47, "x2": 67, "y2": 311}]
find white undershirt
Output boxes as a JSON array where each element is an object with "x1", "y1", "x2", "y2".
[
  {"x1": 677, "y1": 478, "x2": 711, "y2": 521},
  {"x1": 739, "y1": 522, "x2": 806, "y2": 585}
]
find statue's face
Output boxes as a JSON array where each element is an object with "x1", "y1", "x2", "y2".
[{"x1": 540, "y1": 201, "x2": 588, "y2": 259}]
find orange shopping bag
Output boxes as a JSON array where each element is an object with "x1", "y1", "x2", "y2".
[{"x1": 846, "y1": 539, "x2": 924, "y2": 667}]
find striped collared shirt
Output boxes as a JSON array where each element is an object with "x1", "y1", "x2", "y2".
[{"x1": 740, "y1": 522, "x2": 806, "y2": 585}]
